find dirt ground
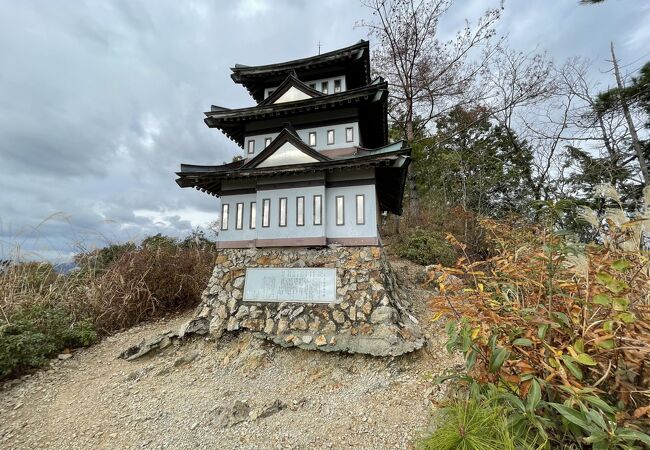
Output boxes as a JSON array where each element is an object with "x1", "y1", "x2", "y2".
[{"x1": 0, "y1": 258, "x2": 463, "y2": 450}]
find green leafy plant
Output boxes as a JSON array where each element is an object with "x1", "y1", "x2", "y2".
[
  {"x1": 0, "y1": 305, "x2": 97, "y2": 379},
  {"x1": 430, "y1": 208, "x2": 650, "y2": 449}
]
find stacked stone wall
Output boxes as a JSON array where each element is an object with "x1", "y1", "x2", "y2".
[{"x1": 195, "y1": 245, "x2": 423, "y2": 356}]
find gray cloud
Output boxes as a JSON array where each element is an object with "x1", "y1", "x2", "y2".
[{"x1": 0, "y1": 0, "x2": 647, "y2": 261}]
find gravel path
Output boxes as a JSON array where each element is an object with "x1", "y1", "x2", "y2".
[{"x1": 0, "y1": 259, "x2": 462, "y2": 450}]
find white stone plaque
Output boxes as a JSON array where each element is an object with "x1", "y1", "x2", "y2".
[{"x1": 243, "y1": 268, "x2": 337, "y2": 303}]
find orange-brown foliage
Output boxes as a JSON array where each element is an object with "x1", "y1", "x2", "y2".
[{"x1": 429, "y1": 218, "x2": 650, "y2": 421}]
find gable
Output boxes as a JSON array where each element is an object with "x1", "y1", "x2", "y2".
[
  {"x1": 258, "y1": 73, "x2": 324, "y2": 106},
  {"x1": 272, "y1": 86, "x2": 314, "y2": 104},
  {"x1": 256, "y1": 141, "x2": 320, "y2": 167},
  {"x1": 243, "y1": 127, "x2": 332, "y2": 169}
]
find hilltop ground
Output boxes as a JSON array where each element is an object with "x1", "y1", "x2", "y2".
[{"x1": 0, "y1": 259, "x2": 462, "y2": 450}]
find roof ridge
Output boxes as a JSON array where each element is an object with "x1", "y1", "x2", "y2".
[{"x1": 230, "y1": 40, "x2": 368, "y2": 74}]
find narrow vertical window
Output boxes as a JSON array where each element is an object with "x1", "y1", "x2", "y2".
[
  {"x1": 336, "y1": 196, "x2": 344, "y2": 226},
  {"x1": 250, "y1": 201, "x2": 256, "y2": 229},
  {"x1": 221, "y1": 203, "x2": 229, "y2": 231},
  {"x1": 235, "y1": 203, "x2": 244, "y2": 230},
  {"x1": 296, "y1": 196, "x2": 305, "y2": 226},
  {"x1": 327, "y1": 129, "x2": 335, "y2": 145},
  {"x1": 356, "y1": 195, "x2": 365, "y2": 225},
  {"x1": 313, "y1": 195, "x2": 322, "y2": 226},
  {"x1": 321, "y1": 82, "x2": 328, "y2": 94},
  {"x1": 262, "y1": 199, "x2": 270, "y2": 228},
  {"x1": 264, "y1": 137, "x2": 271, "y2": 148},
  {"x1": 247, "y1": 139, "x2": 255, "y2": 155},
  {"x1": 334, "y1": 79, "x2": 341, "y2": 93},
  {"x1": 279, "y1": 197, "x2": 287, "y2": 227},
  {"x1": 308, "y1": 132, "x2": 317, "y2": 146},
  {"x1": 345, "y1": 127, "x2": 354, "y2": 143}
]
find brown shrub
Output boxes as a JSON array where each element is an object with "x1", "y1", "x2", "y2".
[
  {"x1": 2, "y1": 240, "x2": 216, "y2": 336},
  {"x1": 75, "y1": 244, "x2": 216, "y2": 334},
  {"x1": 1, "y1": 237, "x2": 216, "y2": 379}
]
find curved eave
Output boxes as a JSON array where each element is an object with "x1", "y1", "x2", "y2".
[
  {"x1": 231, "y1": 41, "x2": 370, "y2": 101},
  {"x1": 175, "y1": 145, "x2": 410, "y2": 215},
  {"x1": 176, "y1": 158, "x2": 393, "y2": 192},
  {"x1": 231, "y1": 41, "x2": 367, "y2": 78},
  {"x1": 204, "y1": 83, "x2": 388, "y2": 148}
]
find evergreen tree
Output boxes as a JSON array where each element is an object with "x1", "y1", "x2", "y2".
[
  {"x1": 567, "y1": 60, "x2": 650, "y2": 202},
  {"x1": 414, "y1": 106, "x2": 534, "y2": 217},
  {"x1": 594, "y1": 55, "x2": 649, "y2": 186}
]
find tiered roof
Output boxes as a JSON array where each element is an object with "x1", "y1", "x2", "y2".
[
  {"x1": 176, "y1": 138, "x2": 410, "y2": 214},
  {"x1": 176, "y1": 41, "x2": 411, "y2": 214},
  {"x1": 205, "y1": 77, "x2": 388, "y2": 149},
  {"x1": 231, "y1": 40, "x2": 371, "y2": 102}
]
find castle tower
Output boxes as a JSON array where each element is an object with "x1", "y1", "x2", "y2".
[{"x1": 175, "y1": 41, "x2": 422, "y2": 356}]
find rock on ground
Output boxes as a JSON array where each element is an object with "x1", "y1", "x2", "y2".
[{"x1": 0, "y1": 257, "x2": 462, "y2": 450}]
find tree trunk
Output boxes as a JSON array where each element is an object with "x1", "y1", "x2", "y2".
[
  {"x1": 406, "y1": 115, "x2": 419, "y2": 218},
  {"x1": 610, "y1": 42, "x2": 649, "y2": 186}
]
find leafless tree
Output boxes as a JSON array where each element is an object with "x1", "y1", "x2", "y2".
[
  {"x1": 484, "y1": 47, "x2": 556, "y2": 134},
  {"x1": 359, "y1": 0, "x2": 502, "y2": 216},
  {"x1": 481, "y1": 46, "x2": 562, "y2": 200},
  {"x1": 557, "y1": 58, "x2": 639, "y2": 189}
]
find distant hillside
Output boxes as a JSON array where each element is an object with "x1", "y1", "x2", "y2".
[{"x1": 53, "y1": 261, "x2": 77, "y2": 274}]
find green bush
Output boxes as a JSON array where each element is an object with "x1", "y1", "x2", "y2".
[
  {"x1": 418, "y1": 395, "x2": 517, "y2": 450},
  {"x1": 0, "y1": 305, "x2": 97, "y2": 379},
  {"x1": 141, "y1": 234, "x2": 178, "y2": 249},
  {"x1": 394, "y1": 230, "x2": 456, "y2": 266}
]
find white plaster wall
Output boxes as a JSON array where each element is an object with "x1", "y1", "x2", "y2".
[
  {"x1": 272, "y1": 87, "x2": 312, "y2": 104},
  {"x1": 245, "y1": 121, "x2": 359, "y2": 157},
  {"x1": 264, "y1": 75, "x2": 346, "y2": 98},
  {"x1": 255, "y1": 186, "x2": 327, "y2": 240},
  {"x1": 218, "y1": 193, "x2": 257, "y2": 242},
  {"x1": 325, "y1": 184, "x2": 378, "y2": 239},
  {"x1": 304, "y1": 76, "x2": 347, "y2": 94},
  {"x1": 217, "y1": 174, "x2": 378, "y2": 244}
]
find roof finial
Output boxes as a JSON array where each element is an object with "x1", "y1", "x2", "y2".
[{"x1": 318, "y1": 41, "x2": 322, "y2": 55}]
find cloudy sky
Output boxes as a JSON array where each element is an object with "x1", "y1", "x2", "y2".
[{"x1": 1, "y1": 0, "x2": 649, "y2": 261}]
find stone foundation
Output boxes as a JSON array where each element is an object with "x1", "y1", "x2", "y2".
[{"x1": 194, "y1": 245, "x2": 424, "y2": 357}]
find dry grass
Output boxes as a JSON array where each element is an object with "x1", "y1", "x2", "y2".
[
  {"x1": 0, "y1": 236, "x2": 215, "y2": 379},
  {"x1": 0, "y1": 238, "x2": 216, "y2": 378},
  {"x1": 1, "y1": 242, "x2": 215, "y2": 334}
]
